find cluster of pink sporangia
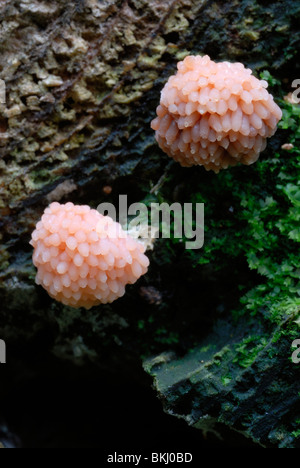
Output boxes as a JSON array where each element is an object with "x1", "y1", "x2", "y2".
[
  {"x1": 30, "y1": 202, "x2": 149, "y2": 309},
  {"x1": 151, "y1": 55, "x2": 282, "y2": 172}
]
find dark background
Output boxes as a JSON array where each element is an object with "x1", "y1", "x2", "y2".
[{"x1": 0, "y1": 345, "x2": 256, "y2": 449}]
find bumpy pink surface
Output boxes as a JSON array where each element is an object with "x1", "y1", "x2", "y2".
[
  {"x1": 30, "y1": 202, "x2": 149, "y2": 309},
  {"x1": 151, "y1": 55, "x2": 282, "y2": 172}
]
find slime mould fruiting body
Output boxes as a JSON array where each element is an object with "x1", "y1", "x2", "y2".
[
  {"x1": 151, "y1": 55, "x2": 282, "y2": 172},
  {"x1": 30, "y1": 202, "x2": 149, "y2": 309}
]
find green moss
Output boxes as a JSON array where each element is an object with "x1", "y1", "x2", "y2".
[
  {"x1": 138, "y1": 72, "x2": 299, "y2": 360},
  {"x1": 221, "y1": 375, "x2": 232, "y2": 386},
  {"x1": 260, "y1": 70, "x2": 281, "y2": 88},
  {"x1": 233, "y1": 335, "x2": 269, "y2": 368},
  {"x1": 291, "y1": 417, "x2": 300, "y2": 439},
  {"x1": 200, "y1": 344, "x2": 215, "y2": 353},
  {"x1": 158, "y1": 96, "x2": 299, "y2": 326},
  {"x1": 154, "y1": 328, "x2": 179, "y2": 345},
  {"x1": 292, "y1": 429, "x2": 300, "y2": 439}
]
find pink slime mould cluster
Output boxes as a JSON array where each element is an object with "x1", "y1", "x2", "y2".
[
  {"x1": 30, "y1": 202, "x2": 149, "y2": 309},
  {"x1": 151, "y1": 55, "x2": 282, "y2": 172},
  {"x1": 30, "y1": 56, "x2": 283, "y2": 307}
]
